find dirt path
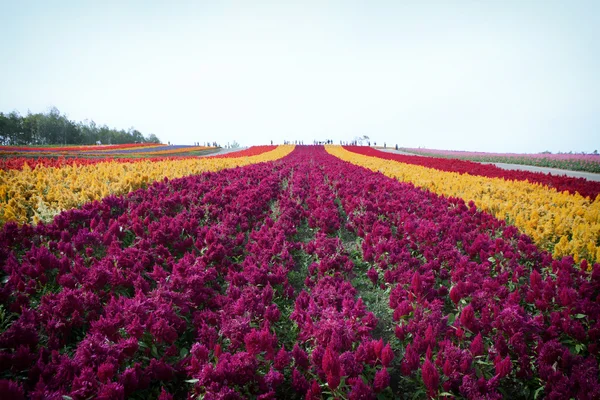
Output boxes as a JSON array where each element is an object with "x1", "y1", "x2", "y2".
[
  {"x1": 377, "y1": 148, "x2": 600, "y2": 182},
  {"x1": 199, "y1": 147, "x2": 248, "y2": 157}
]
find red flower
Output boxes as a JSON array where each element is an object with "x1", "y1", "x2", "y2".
[
  {"x1": 305, "y1": 380, "x2": 322, "y2": 400},
  {"x1": 494, "y1": 355, "x2": 512, "y2": 379},
  {"x1": 470, "y1": 333, "x2": 484, "y2": 356},
  {"x1": 422, "y1": 358, "x2": 439, "y2": 398},
  {"x1": 367, "y1": 268, "x2": 379, "y2": 285},
  {"x1": 214, "y1": 344, "x2": 222, "y2": 359},
  {"x1": 460, "y1": 305, "x2": 477, "y2": 332},
  {"x1": 380, "y1": 343, "x2": 394, "y2": 367},
  {"x1": 322, "y1": 346, "x2": 341, "y2": 390},
  {"x1": 373, "y1": 368, "x2": 390, "y2": 392},
  {"x1": 97, "y1": 362, "x2": 116, "y2": 383}
]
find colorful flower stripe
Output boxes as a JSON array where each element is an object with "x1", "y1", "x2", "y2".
[
  {"x1": 103, "y1": 146, "x2": 211, "y2": 156},
  {"x1": 1, "y1": 146, "x2": 598, "y2": 399},
  {"x1": 322, "y1": 152, "x2": 600, "y2": 399},
  {"x1": 347, "y1": 146, "x2": 600, "y2": 200},
  {"x1": 0, "y1": 147, "x2": 396, "y2": 398},
  {"x1": 0, "y1": 143, "x2": 161, "y2": 152},
  {"x1": 0, "y1": 145, "x2": 294, "y2": 226},
  {"x1": 0, "y1": 145, "x2": 203, "y2": 157},
  {"x1": 0, "y1": 146, "x2": 276, "y2": 171},
  {"x1": 211, "y1": 145, "x2": 276, "y2": 158},
  {"x1": 402, "y1": 147, "x2": 600, "y2": 174},
  {"x1": 327, "y1": 145, "x2": 600, "y2": 264}
]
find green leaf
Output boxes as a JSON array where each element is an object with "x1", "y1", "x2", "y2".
[
  {"x1": 574, "y1": 314, "x2": 586, "y2": 319},
  {"x1": 180, "y1": 347, "x2": 189, "y2": 358},
  {"x1": 447, "y1": 313, "x2": 456, "y2": 325},
  {"x1": 62, "y1": 396, "x2": 74, "y2": 400},
  {"x1": 185, "y1": 378, "x2": 199, "y2": 384},
  {"x1": 534, "y1": 386, "x2": 545, "y2": 399}
]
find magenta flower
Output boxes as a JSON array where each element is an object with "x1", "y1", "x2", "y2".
[
  {"x1": 322, "y1": 346, "x2": 341, "y2": 390},
  {"x1": 380, "y1": 343, "x2": 394, "y2": 367},
  {"x1": 494, "y1": 355, "x2": 512, "y2": 379},
  {"x1": 469, "y1": 333, "x2": 484, "y2": 356},
  {"x1": 373, "y1": 368, "x2": 390, "y2": 392},
  {"x1": 422, "y1": 358, "x2": 439, "y2": 398}
]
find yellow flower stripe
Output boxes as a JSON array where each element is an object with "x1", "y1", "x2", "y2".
[
  {"x1": 326, "y1": 145, "x2": 600, "y2": 264},
  {"x1": 0, "y1": 145, "x2": 294, "y2": 226}
]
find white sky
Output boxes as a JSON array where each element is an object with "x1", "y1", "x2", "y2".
[{"x1": 1, "y1": 0, "x2": 598, "y2": 152}]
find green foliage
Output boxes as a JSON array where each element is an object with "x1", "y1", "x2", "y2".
[{"x1": 0, "y1": 107, "x2": 161, "y2": 146}]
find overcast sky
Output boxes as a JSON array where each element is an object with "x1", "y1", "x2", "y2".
[{"x1": 1, "y1": 0, "x2": 598, "y2": 152}]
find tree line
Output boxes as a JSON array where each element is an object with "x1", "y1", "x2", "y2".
[{"x1": 0, "y1": 107, "x2": 161, "y2": 146}]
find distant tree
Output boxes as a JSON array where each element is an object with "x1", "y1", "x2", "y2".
[
  {"x1": 145, "y1": 133, "x2": 161, "y2": 143},
  {"x1": 0, "y1": 107, "x2": 162, "y2": 145},
  {"x1": 231, "y1": 140, "x2": 240, "y2": 149}
]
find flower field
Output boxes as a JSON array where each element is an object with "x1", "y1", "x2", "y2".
[
  {"x1": 0, "y1": 145, "x2": 276, "y2": 171},
  {"x1": 0, "y1": 144, "x2": 220, "y2": 160},
  {"x1": 400, "y1": 148, "x2": 600, "y2": 174},
  {"x1": 0, "y1": 146, "x2": 285, "y2": 226},
  {"x1": 336, "y1": 146, "x2": 600, "y2": 265},
  {"x1": 1, "y1": 146, "x2": 599, "y2": 399}
]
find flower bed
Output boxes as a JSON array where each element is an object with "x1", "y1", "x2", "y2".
[{"x1": 0, "y1": 146, "x2": 598, "y2": 398}]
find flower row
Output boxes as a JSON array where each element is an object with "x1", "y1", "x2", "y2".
[
  {"x1": 348, "y1": 146, "x2": 600, "y2": 200},
  {"x1": 322, "y1": 150, "x2": 599, "y2": 398},
  {"x1": 332, "y1": 146, "x2": 600, "y2": 264},
  {"x1": 401, "y1": 147, "x2": 600, "y2": 174},
  {"x1": 0, "y1": 145, "x2": 292, "y2": 226},
  {"x1": 0, "y1": 145, "x2": 276, "y2": 171}
]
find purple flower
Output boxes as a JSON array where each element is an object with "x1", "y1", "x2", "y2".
[{"x1": 0, "y1": 380, "x2": 25, "y2": 400}]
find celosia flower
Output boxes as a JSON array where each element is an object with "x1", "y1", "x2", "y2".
[
  {"x1": 322, "y1": 346, "x2": 341, "y2": 390},
  {"x1": 373, "y1": 368, "x2": 390, "y2": 392},
  {"x1": 380, "y1": 343, "x2": 394, "y2": 367},
  {"x1": 422, "y1": 358, "x2": 439, "y2": 398},
  {"x1": 494, "y1": 355, "x2": 512, "y2": 379},
  {"x1": 470, "y1": 333, "x2": 484, "y2": 356}
]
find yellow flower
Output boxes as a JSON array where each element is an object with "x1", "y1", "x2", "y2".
[
  {"x1": 1, "y1": 145, "x2": 294, "y2": 226},
  {"x1": 326, "y1": 145, "x2": 600, "y2": 264}
]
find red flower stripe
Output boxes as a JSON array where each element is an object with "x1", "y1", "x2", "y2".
[
  {"x1": 344, "y1": 146, "x2": 600, "y2": 200},
  {"x1": 0, "y1": 146, "x2": 277, "y2": 170}
]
